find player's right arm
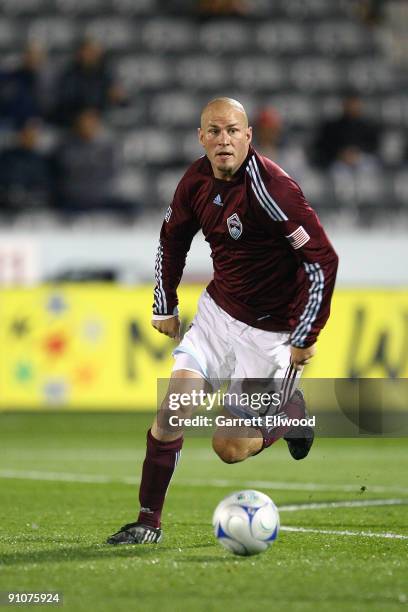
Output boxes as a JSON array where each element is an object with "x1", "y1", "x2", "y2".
[{"x1": 152, "y1": 179, "x2": 200, "y2": 339}]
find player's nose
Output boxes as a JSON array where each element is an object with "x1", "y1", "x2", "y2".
[{"x1": 219, "y1": 129, "x2": 231, "y2": 145}]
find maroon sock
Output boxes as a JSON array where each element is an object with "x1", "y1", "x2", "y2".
[
  {"x1": 257, "y1": 390, "x2": 306, "y2": 454},
  {"x1": 137, "y1": 429, "x2": 183, "y2": 528}
]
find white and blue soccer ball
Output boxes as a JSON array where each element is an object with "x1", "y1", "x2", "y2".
[{"x1": 212, "y1": 490, "x2": 280, "y2": 556}]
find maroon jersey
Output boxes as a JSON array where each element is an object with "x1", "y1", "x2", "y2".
[{"x1": 153, "y1": 146, "x2": 338, "y2": 348}]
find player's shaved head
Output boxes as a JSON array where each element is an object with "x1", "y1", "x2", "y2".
[
  {"x1": 198, "y1": 96, "x2": 252, "y2": 180},
  {"x1": 200, "y1": 97, "x2": 248, "y2": 129}
]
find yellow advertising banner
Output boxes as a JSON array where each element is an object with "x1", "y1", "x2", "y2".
[{"x1": 0, "y1": 285, "x2": 407, "y2": 410}]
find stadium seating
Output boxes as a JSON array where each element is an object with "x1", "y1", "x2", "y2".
[{"x1": 0, "y1": 0, "x2": 406, "y2": 216}]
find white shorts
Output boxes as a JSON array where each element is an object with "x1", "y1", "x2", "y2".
[{"x1": 173, "y1": 290, "x2": 301, "y2": 417}]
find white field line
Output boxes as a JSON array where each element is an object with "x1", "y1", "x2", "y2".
[
  {"x1": 281, "y1": 526, "x2": 408, "y2": 540},
  {"x1": 5, "y1": 469, "x2": 404, "y2": 512},
  {"x1": 1, "y1": 469, "x2": 408, "y2": 496},
  {"x1": 1, "y1": 450, "x2": 215, "y2": 460},
  {"x1": 0, "y1": 469, "x2": 119, "y2": 484},
  {"x1": 1, "y1": 469, "x2": 408, "y2": 541},
  {"x1": 279, "y1": 498, "x2": 407, "y2": 512},
  {"x1": 180, "y1": 478, "x2": 408, "y2": 495}
]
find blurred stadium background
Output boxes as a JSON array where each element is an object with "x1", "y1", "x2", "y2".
[
  {"x1": 1, "y1": 5, "x2": 407, "y2": 609},
  {"x1": 0, "y1": 0, "x2": 407, "y2": 410}
]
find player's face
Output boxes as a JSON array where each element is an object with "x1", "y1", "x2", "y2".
[{"x1": 198, "y1": 104, "x2": 252, "y2": 181}]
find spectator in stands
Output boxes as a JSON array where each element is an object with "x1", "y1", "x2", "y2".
[
  {"x1": 52, "y1": 108, "x2": 139, "y2": 216},
  {"x1": 329, "y1": 145, "x2": 379, "y2": 182},
  {"x1": 311, "y1": 91, "x2": 381, "y2": 170},
  {"x1": 54, "y1": 38, "x2": 127, "y2": 126},
  {"x1": 254, "y1": 107, "x2": 282, "y2": 161},
  {"x1": 0, "y1": 118, "x2": 53, "y2": 214},
  {"x1": 0, "y1": 42, "x2": 50, "y2": 130},
  {"x1": 254, "y1": 106, "x2": 308, "y2": 182},
  {"x1": 356, "y1": 0, "x2": 385, "y2": 26},
  {"x1": 197, "y1": 0, "x2": 248, "y2": 17}
]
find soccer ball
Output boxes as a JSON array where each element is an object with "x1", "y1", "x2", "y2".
[{"x1": 212, "y1": 489, "x2": 280, "y2": 556}]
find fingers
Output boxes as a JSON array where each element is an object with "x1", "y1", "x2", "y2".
[
  {"x1": 151, "y1": 318, "x2": 180, "y2": 341},
  {"x1": 290, "y1": 344, "x2": 316, "y2": 370},
  {"x1": 292, "y1": 359, "x2": 307, "y2": 371},
  {"x1": 292, "y1": 359, "x2": 311, "y2": 371}
]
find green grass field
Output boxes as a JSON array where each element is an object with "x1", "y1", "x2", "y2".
[{"x1": 0, "y1": 412, "x2": 407, "y2": 612}]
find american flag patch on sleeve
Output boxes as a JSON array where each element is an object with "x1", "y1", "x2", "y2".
[{"x1": 285, "y1": 226, "x2": 310, "y2": 250}]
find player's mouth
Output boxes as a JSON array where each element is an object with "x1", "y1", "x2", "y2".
[{"x1": 216, "y1": 152, "x2": 233, "y2": 162}]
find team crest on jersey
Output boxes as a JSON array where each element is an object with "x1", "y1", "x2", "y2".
[{"x1": 227, "y1": 213, "x2": 242, "y2": 240}]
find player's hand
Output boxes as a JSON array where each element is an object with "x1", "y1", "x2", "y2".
[
  {"x1": 290, "y1": 344, "x2": 316, "y2": 371},
  {"x1": 151, "y1": 316, "x2": 180, "y2": 341}
]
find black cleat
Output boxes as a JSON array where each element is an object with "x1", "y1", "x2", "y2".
[
  {"x1": 284, "y1": 425, "x2": 315, "y2": 460},
  {"x1": 283, "y1": 389, "x2": 315, "y2": 460},
  {"x1": 106, "y1": 522, "x2": 162, "y2": 545}
]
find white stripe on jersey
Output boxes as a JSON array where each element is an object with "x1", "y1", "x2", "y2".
[
  {"x1": 154, "y1": 244, "x2": 162, "y2": 311},
  {"x1": 246, "y1": 156, "x2": 288, "y2": 222},
  {"x1": 154, "y1": 241, "x2": 167, "y2": 313},
  {"x1": 247, "y1": 165, "x2": 280, "y2": 221},
  {"x1": 291, "y1": 262, "x2": 324, "y2": 347},
  {"x1": 250, "y1": 157, "x2": 288, "y2": 221}
]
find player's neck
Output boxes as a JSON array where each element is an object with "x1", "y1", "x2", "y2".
[{"x1": 213, "y1": 170, "x2": 236, "y2": 182}]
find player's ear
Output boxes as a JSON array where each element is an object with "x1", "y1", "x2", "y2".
[
  {"x1": 198, "y1": 127, "x2": 205, "y2": 147},
  {"x1": 246, "y1": 126, "x2": 253, "y2": 144}
]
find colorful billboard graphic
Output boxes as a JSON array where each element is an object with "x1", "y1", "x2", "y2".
[{"x1": 0, "y1": 285, "x2": 407, "y2": 409}]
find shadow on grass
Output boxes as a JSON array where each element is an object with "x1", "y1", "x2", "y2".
[
  {"x1": 176, "y1": 555, "x2": 245, "y2": 564},
  {"x1": 0, "y1": 542, "x2": 216, "y2": 566}
]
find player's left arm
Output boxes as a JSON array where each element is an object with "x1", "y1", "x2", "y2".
[{"x1": 276, "y1": 175, "x2": 339, "y2": 359}]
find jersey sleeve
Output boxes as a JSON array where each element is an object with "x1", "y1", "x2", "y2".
[
  {"x1": 260, "y1": 171, "x2": 338, "y2": 348},
  {"x1": 153, "y1": 179, "x2": 200, "y2": 316}
]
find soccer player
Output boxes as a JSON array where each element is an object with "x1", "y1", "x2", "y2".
[{"x1": 107, "y1": 98, "x2": 338, "y2": 545}]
